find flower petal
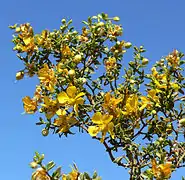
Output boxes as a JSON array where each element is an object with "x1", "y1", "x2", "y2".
[
  {"x1": 102, "y1": 114, "x2": 113, "y2": 124},
  {"x1": 75, "y1": 92, "x2": 85, "y2": 99},
  {"x1": 104, "y1": 92, "x2": 111, "y2": 104},
  {"x1": 75, "y1": 97, "x2": 84, "y2": 105},
  {"x1": 152, "y1": 159, "x2": 158, "y2": 176},
  {"x1": 108, "y1": 122, "x2": 115, "y2": 139},
  {"x1": 67, "y1": 86, "x2": 77, "y2": 98},
  {"x1": 57, "y1": 92, "x2": 69, "y2": 104},
  {"x1": 88, "y1": 126, "x2": 100, "y2": 137},
  {"x1": 56, "y1": 109, "x2": 66, "y2": 116},
  {"x1": 158, "y1": 163, "x2": 172, "y2": 177},
  {"x1": 74, "y1": 104, "x2": 79, "y2": 116},
  {"x1": 46, "y1": 111, "x2": 55, "y2": 119},
  {"x1": 92, "y1": 112, "x2": 102, "y2": 124}
]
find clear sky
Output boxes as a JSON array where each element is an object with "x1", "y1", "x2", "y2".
[{"x1": 1, "y1": 0, "x2": 185, "y2": 179}]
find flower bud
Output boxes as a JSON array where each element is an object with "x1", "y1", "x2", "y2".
[
  {"x1": 166, "y1": 124, "x2": 173, "y2": 134},
  {"x1": 97, "y1": 22, "x2": 104, "y2": 27},
  {"x1": 179, "y1": 118, "x2": 185, "y2": 127},
  {"x1": 124, "y1": 42, "x2": 132, "y2": 49},
  {"x1": 42, "y1": 129, "x2": 49, "y2": 136},
  {"x1": 68, "y1": 69, "x2": 75, "y2": 77},
  {"x1": 61, "y1": 19, "x2": 66, "y2": 24},
  {"x1": 79, "y1": 77, "x2": 87, "y2": 84},
  {"x1": 74, "y1": 54, "x2": 82, "y2": 63},
  {"x1": 73, "y1": 30, "x2": 78, "y2": 35},
  {"x1": 16, "y1": 71, "x2": 24, "y2": 80},
  {"x1": 142, "y1": 58, "x2": 149, "y2": 65},
  {"x1": 158, "y1": 137, "x2": 164, "y2": 142},
  {"x1": 113, "y1": 16, "x2": 120, "y2": 21},
  {"x1": 130, "y1": 80, "x2": 135, "y2": 84},
  {"x1": 15, "y1": 27, "x2": 21, "y2": 33},
  {"x1": 30, "y1": 161, "x2": 38, "y2": 169}
]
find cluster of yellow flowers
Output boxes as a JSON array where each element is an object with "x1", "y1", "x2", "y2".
[
  {"x1": 12, "y1": 14, "x2": 185, "y2": 179},
  {"x1": 151, "y1": 67, "x2": 180, "y2": 91},
  {"x1": 31, "y1": 86, "x2": 83, "y2": 131},
  {"x1": 38, "y1": 64, "x2": 57, "y2": 92},
  {"x1": 13, "y1": 23, "x2": 37, "y2": 55},
  {"x1": 152, "y1": 159, "x2": 172, "y2": 179}
]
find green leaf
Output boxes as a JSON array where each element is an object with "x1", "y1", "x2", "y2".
[
  {"x1": 92, "y1": 16, "x2": 97, "y2": 19},
  {"x1": 83, "y1": 172, "x2": 91, "y2": 180},
  {"x1": 46, "y1": 161, "x2": 55, "y2": 171},
  {"x1": 113, "y1": 156, "x2": 123, "y2": 164},
  {"x1": 82, "y1": 21, "x2": 88, "y2": 26},
  {"x1": 93, "y1": 177, "x2": 102, "y2": 180},
  {"x1": 67, "y1": 19, "x2": 73, "y2": 26},
  {"x1": 88, "y1": 17, "x2": 92, "y2": 24},
  {"x1": 78, "y1": 173, "x2": 85, "y2": 180},
  {"x1": 9, "y1": 24, "x2": 17, "y2": 29},
  {"x1": 36, "y1": 122, "x2": 44, "y2": 125},
  {"x1": 92, "y1": 171, "x2": 97, "y2": 179},
  {"x1": 37, "y1": 153, "x2": 45, "y2": 163},
  {"x1": 52, "y1": 166, "x2": 62, "y2": 178},
  {"x1": 101, "y1": 13, "x2": 108, "y2": 20}
]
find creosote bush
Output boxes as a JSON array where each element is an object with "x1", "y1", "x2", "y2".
[{"x1": 10, "y1": 13, "x2": 185, "y2": 180}]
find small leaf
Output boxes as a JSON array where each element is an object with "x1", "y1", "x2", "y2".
[
  {"x1": 52, "y1": 166, "x2": 62, "y2": 178},
  {"x1": 92, "y1": 16, "x2": 97, "y2": 19},
  {"x1": 113, "y1": 156, "x2": 123, "y2": 164},
  {"x1": 46, "y1": 161, "x2": 55, "y2": 171},
  {"x1": 35, "y1": 152, "x2": 40, "y2": 159},
  {"x1": 36, "y1": 122, "x2": 43, "y2": 125},
  {"x1": 82, "y1": 21, "x2": 88, "y2": 26},
  {"x1": 92, "y1": 171, "x2": 97, "y2": 179},
  {"x1": 83, "y1": 172, "x2": 91, "y2": 180},
  {"x1": 9, "y1": 24, "x2": 17, "y2": 29},
  {"x1": 67, "y1": 19, "x2": 73, "y2": 26}
]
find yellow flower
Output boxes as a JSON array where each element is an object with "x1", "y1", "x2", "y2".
[
  {"x1": 140, "y1": 89, "x2": 160, "y2": 111},
  {"x1": 151, "y1": 67, "x2": 158, "y2": 78},
  {"x1": 73, "y1": 54, "x2": 82, "y2": 64},
  {"x1": 54, "y1": 109, "x2": 77, "y2": 133},
  {"x1": 56, "y1": 62, "x2": 68, "y2": 75},
  {"x1": 166, "y1": 50, "x2": 180, "y2": 68},
  {"x1": 22, "y1": 96, "x2": 37, "y2": 114},
  {"x1": 38, "y1": 64, "x2": 57, "y2": 92},
  {"x1": 62, "y1": 169, "x2": 79, "y2": 180},
  {"x1": 57, "y1": 86, "x2": 85, "y2": 115},
  {"x1": 36, "y1": 30, "x2": 51, "y2": 49},
  {"x1": 41, "y1": 96, "x2": 58, "y2": 119},
  {"x1": 68, "y1": 169, "x2": 79, "y2": 180},
  {"x1": 108, "y1": 25, "x2": 122, "y2": 37},
  {"x1": 32, "y1": 168, "x2": 50, "y2": 180},
  {"x1": 152, "y1": 159, "x2": 172, "y2": 179},
  {"x1": 170, "y1": 82, "x2": 180, "y2": 92},
  {"x1": 61, "y1": 45, "x2": 72, "y2": 56},
  {"x1": 16, "y1": 71, "x2": 24, "y2": 80},
  {"x1": 140, "y1": 96, "x2": 150, "y2": 111},
  {"x1": 102, "y1": 92, "x2": 122, "y2": 117},
  {"x1": 15, "y1": 37, "x2": 36, "y2": 54},
  {"x1": 122, "y1": 94, "x2": 138, "y2": 116},
  {"x1": 14, "y1": 24, "x2": 37, "y2": 55},
  {"x1": 88, "y1": 112, "x2": 114, "y2": 142},
  {"x1": 105, "y1": 57, "x2": 117, "y2": 71}
]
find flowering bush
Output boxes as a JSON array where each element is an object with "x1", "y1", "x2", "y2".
[{"x1": 10, "y1": 13, "x2": 185, "y2": 179}]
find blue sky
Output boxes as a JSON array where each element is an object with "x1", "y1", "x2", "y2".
[{"x1": 1, "y1": 0, "x2": 185, "y2": 179}]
